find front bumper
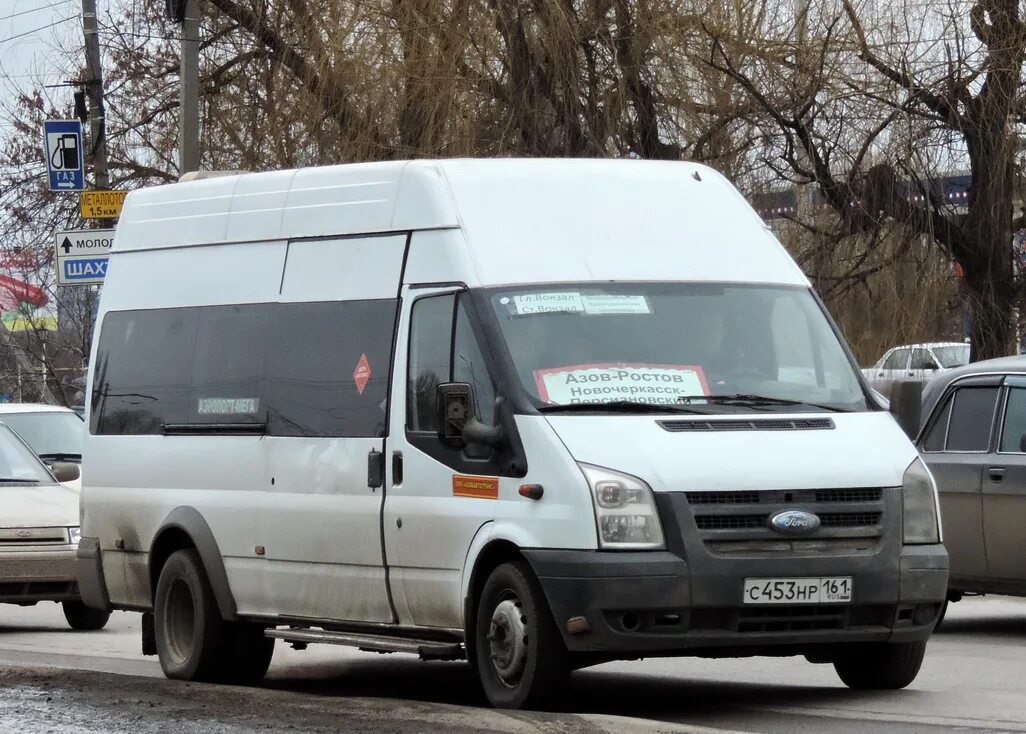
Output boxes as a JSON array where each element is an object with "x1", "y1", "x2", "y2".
[
  {"x1": 524, "y1": 488, "x2": 948, "y2": 657},
  {"x1": 0, "y1": 545, "x2": 80, "y2": 603}
]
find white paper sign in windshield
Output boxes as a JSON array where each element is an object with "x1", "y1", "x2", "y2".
[
  {"x1": 508, "y1": 292, "x2": 651, "y2": 316},
  {"x1": 535, "y1": 363, "x2": 709, "y2": 406}
]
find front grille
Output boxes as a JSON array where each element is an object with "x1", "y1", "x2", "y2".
[
  {"x1": 687, "y1": 491, "x2": 761, "y2": 505},
  {"x1": 660, "y1": 418, "x2": 834, "y2": 433},
  {"x1": 816, "y1": 488, "x2": 882, "y2": 503},
  {"x1": 0, "y1": 527, "x2": 68, "y2": 546},
  {"x1": 820, "y1": 512, "x2": 882, "y2": 528},
  {"x1": 683, "y1": 488, "x2": 889, "y2": 552},
  {"x1": 695, "y1": 515, "x2": 766, "y2": 530},
  {"x1": 737, "y1": 605, "x2": 846, "y2": 632},
  {"x1": 688, "y1": 605, "x2": 894, "y2": 633}
]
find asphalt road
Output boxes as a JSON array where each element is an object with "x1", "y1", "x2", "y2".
[{"x1": 1, "y1": 596, "x2": 1025, "y2": 733}]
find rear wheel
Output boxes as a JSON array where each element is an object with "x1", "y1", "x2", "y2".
[
  {"x1": 154, "y1": 548, "x2": 273, "y2": 685},
  {"x1": 62, "y1": 600, "x2": 110, "y2": 631},
  {"x1": 154, "y1": 549, "x2": 227, "y2": 682},
  {"x1": 472, "y1": 561, "x2": 568, "y2": 709},
  {"x1": 833, "y1": 640, "x2": 927, "y2": 689}
]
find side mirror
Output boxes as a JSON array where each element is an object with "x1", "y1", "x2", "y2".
[
  {"x1": 436, "y1": 382, "x2": 504, "y2": 447},
  {"x1": 1019, "y1": 433, "x2": 1026, "y2": 454},
  {"x1": 50, "y1": 461, "x2": 81, "y2": 483},
  {"x1": 888, "y1": 379, "x2": 924, "y2": 439}
]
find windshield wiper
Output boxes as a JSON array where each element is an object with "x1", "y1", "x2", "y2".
[
  {"x1": 538, "y1": 400, "x2": 709, "y2": 414},
  {"x1": 676, "y1": 394, "x2": 852, "y2": 413},
  {"x1": 0, "y1": 478, "x2": 41, "y2": 484}
]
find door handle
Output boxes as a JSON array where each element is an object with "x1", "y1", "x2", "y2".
[
  {"x1": 367, "y1": 449, "x2": 384, "y2": 489},
  {"x1": 988, "y1": 467, "x2": 1005, "y2": 482},
  {"x1": 392, "y1": 451, "x2": 404, "y2": 486}
]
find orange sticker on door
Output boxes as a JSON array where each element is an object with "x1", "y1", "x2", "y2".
[{"x1": 453, "y1": 475, "x2": 499, "y2": 499}]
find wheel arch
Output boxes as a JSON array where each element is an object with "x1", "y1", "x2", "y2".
[{"x1": 149, "y1": 506, "x2": 237, "y2": 621}]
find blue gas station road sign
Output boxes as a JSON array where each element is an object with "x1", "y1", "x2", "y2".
[{"x1": 43, "y1": 120, "x2": 85, "y2": 192}]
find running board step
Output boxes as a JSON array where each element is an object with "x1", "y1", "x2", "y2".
[{"x1": 265, "y1": 628, "x2": 464, "y2": 660}]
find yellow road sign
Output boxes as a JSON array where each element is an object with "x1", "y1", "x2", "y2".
[{"x1": 80, "y1": 189, "x2": 127, "y2": 219}]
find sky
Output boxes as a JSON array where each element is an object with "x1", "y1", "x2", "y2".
[{"x1": 0, "y1": 0, "x2": 81, "y2": 126}]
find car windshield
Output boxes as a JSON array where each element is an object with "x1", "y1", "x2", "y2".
[
  {"x1": 487, "y1": 283, "x2": 869, "y2": 413},
  {"x1": 933, "y1": 345, "x2": 970, "y2": 369},
  {"x1": 0, "y1": 411, "x2": 84, "y2": 458},
  {"x1": 0, "y1": 424, "x2": 56, "y2": 484}
]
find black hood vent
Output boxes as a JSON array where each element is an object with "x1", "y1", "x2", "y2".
[{"x1": 658, "y1": 418, "x2": 835, "y2": 432}]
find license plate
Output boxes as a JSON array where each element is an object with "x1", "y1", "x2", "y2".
[{"x1": 743, "y1": 577, "x2": 852, "y2": 604}]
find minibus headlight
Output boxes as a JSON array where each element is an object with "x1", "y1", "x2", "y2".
[
  {"x1": 903, "y1": 458, "x2": 941, "y2": 545},
  {"x1": 68, "y1": 526, "x2": 82, "y2": 545},
  {"x1": 579, "y1": 463, "x2": 665, "y2": 550}
]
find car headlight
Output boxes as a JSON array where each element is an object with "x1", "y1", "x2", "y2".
[
  {"x1": 903, "y1": 458, "x2": 941, "y2": 544},
  {"x1": 579, "y1": 463, "x2": 665, "y2": 550},
  {"x1": 68, "y1": 527, "x2": 82, "y2": 545}
]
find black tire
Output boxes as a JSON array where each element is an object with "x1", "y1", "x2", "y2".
[
  {"x1": 154, "y1": 548, "x2": 228, "y2": 682},
  {"x1": 222, "y1": 622, "x2": 275, "y2": 686},
  {"x1": 62, "y1": 600, "x2": 110, "y2": 631},
  {"x1": 833, "y1": 640, "x2": 928, "y2": 690},
  {"x1": 934, "y1": 600, "x2": 949, "y2": 629},
  {"x1": 472, "y1": 561, "x2": 568, "y2": 709}
]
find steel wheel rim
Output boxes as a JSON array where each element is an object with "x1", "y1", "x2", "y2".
[
  {"x1": 165, "y1": 577, "x2": 196, "y2": 665},
  {"x1": 487, "y1": 593, "x2": 528, "y2": 688}
]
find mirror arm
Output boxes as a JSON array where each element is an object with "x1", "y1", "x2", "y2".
[{"x1": 462, "y1": 417, "x2": 504, "y2": 446}]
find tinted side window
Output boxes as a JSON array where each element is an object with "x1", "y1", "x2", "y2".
[
  {"x1": 883, "y1": 349, "x2": 910, "y2": 370},
  {"x1": 1000, "y1": 387, "x2": 1026, "y2": 453},
  {"x1": 922, "y1": 394, "x2": 952, "y2": 452},
  {"x1": 91, "y1": 309, "x2": 197, "y2": 435},
  {"x1": 407, "y1": 294, "x2": 456, "y2": 433},
  {"x1": 946, "y1": 387, "x2": 999, "y2": 451},
  {"x1": 92, "y1": 300, "x2": 397, "y2": 437},
  {"x1": 268, "y1": 300, "x2": 396, "y2": 437},
  {"x1": 191, "y1": 304, "x2": 273, "y2": 426}
]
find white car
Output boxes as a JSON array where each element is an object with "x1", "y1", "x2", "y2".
[
  {"x1": 863, "y1": 342, "x2": 970, "y2": 397},
  {"x1": 0, "y1": 404, "x2": 84, "y2": 487},
  {"x1": 0, "y1": 422, "x2": 108, "y2": 630}
]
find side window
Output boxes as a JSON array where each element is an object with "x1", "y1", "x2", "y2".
[
  {"x1": 883, "y1": 349, "x2": 910, "y2": 371},
  {"x1": 945, "y1": 386, "x2": 999, "y2": 452},
  {"x1": 1000, "y1": 387, "x2": 1026, "y2": 453},
  {"x1": 453, "y1": 298, "x2": 496, "y2": 425},
  {"x1": 91, "y1": 309, "x2": 197, "y2": 435},
  {"x1": 267, "y1": 300, "x2": 397, "y2": 437},
  {"x1": 191, "y1": 304, "x2": 272, "y2": 426},
  {"x1": 407, "y1": 294, "x2": 456, "y2": 433},
  {"x1": 406, "y1": 293, "x2": 497, "y2": 434},
  {"x1": 911, "y1": 349, "x2": 939, "y2": 371},
  {"x1": 922, "y1": 394, "x2": 953, "y2": 452},
  {"x1": 93, "y1": 300, "x2": 398, "y2": 438}
]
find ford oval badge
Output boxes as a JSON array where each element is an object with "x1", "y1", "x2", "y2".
[{"x1": 769, "y1": 510, "x2": 821, "y2": 535}]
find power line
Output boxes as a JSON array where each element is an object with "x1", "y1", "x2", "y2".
[
  {"x1": 0, "y1": 1, "x2": 71, "y2": 24},
  {"x1": 0, "y1": 15, "x2": 77, "y2": 46}
]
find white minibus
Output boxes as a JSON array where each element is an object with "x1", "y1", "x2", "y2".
[{"x1": 78, "y1": 159, "x2": 947, "y2": 708}]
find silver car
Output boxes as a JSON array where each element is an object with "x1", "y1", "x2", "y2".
[
  {"x1": 0, "y1": 422, "x2": 108, "y2": 630},
  {"x1": 918, "y1": 355, "x2": 1026, "y2": 619},
  {"x1": 864, "y1": 342, "x2": 970, "y2": 398}
]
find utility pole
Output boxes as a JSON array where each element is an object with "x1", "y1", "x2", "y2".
[
  {"x1": 80, "y1": 0, "x2": 109, "y2": 191},
  {"x1": 179, "y1": 0, "x2": 201, "y2": 174}
]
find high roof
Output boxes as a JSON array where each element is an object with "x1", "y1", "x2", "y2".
[{"x1": 113, "y1": 158, "x2": 809, "y2": 287}]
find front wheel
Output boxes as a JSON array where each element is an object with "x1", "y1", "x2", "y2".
[
  {"x1": 472, "y1": 561, "x2": 568, "y2": 709},
  {"x1": 833, "y1": 640, "x2": 927, "y2": 689},
  {"x1": 62, "y1": 600, "x2": 110, "y2": 631}
]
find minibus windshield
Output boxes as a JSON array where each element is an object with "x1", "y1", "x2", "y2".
[{"x1": 487, "y1": 283, "x2": 869, "y2": 413}]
